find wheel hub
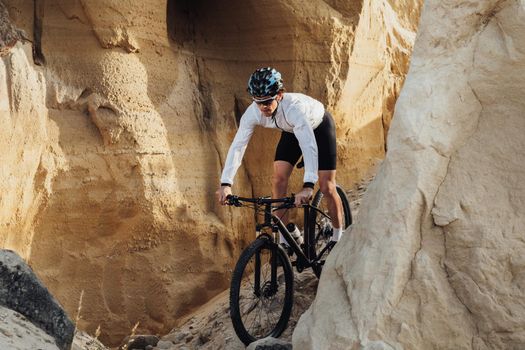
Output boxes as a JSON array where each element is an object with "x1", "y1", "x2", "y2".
[{"x1": 260, "y1": 281, "x2": 277, "y2": 297}]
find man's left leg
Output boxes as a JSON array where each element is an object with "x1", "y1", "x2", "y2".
[{"x1": 318, "y1": 170, "x2": 344, "y2": 241}]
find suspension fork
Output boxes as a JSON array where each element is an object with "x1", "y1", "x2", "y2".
[
  {"x1": 253, "y1": 241, "x2": 278, "y2": 295},
  {"x1": 270, "y1": 243, "x2": 278, "y2": 292},
  {"x1": 252, "y1": 235, "x2": 278, "y2": 296}
]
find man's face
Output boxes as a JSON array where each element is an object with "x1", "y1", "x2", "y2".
[{"x1": 253, "y1": 92, "x2": 282, "y2": 117}]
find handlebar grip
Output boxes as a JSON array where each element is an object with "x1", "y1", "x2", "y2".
[{"x1": 226, "y1": 195, "x2": 242, "y2": 206}]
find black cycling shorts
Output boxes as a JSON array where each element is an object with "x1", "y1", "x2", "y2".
[{"x1": 274, "y1": 111, "x2": 337, "y2": 170}]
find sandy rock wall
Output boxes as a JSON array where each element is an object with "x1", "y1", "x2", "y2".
[
  {"x1": 0, "y1": 6, "x2": 53, "y2": 260},
  {"x1": 334, "y1": 0, "x2": 422, "y2": 185},
  {"x1": 2, "y1": 0, "x2": 233, "y2": 344},
  {"x1": 295, "y1": 0, "x2": 525, "y2": 349},
  {"x1": 1, "y1": 0, "x2": 419, "y2": 345}
]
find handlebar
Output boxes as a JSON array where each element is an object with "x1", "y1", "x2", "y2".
[
  {"x1": 226, "y1": 195, "x2": 295, "y2": 208},
  {"x1": 226, "y1": 194, "x2": 328, "y2": 217}
]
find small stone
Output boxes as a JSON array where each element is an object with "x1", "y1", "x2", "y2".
[
  {"x1": 0, "y1": 328, "x2": 13, "y2": 337},
  {"x1": 246, "y1": 337, "x2": 292, "y2": 350},
  {"x1": 156, "y1": 340, "x2": 172, "y2": 349},
  {"x1": 198, "y1": 329, "x2": 211, "y2": 344},
  {"x1": 121, "y1": 335, "x2": 159, "y2": 350}
]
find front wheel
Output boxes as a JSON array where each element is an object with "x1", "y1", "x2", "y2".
[{"x1": 229, "y1": 236, "x2": 294, "y2": 345}]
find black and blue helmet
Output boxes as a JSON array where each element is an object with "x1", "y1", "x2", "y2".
[{"x1": 247, "y1": 67, "x2": 284, "y2": 98}]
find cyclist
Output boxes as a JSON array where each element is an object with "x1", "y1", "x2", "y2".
[{"x1": 216, "y1": 67, "x2": 344, "y2": 243}]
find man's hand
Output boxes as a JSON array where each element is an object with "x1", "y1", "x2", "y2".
[
  {"x1": 294, "y1": 187, "x2": 314, "y2": 207},
  {"x1": 216, "y1": 185, "x2": 232, "y2": 205}
]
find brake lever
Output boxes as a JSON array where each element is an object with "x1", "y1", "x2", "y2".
[
  {"x1": 226, "y1": 195, "x2": 241, "y2": 207},
  {"x1": 286, "y1": 194, "x2": 311, "y2": 208}
]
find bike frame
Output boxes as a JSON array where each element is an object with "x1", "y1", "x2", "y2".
[
  {"x1": 271, "y1": 205, "x2": 330, "y2": 269},
  {"x1": 229, "y1": 190, "x2": 349, "y2": 344},
  {"x1": 231, "y1": 196, "x2": 331, "y2": 272},
  {"x1": 228, "y1": 194, "x2": 333, "y2": 299}
]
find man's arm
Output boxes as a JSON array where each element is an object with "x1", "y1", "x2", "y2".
[
  {"x1": 217, "y1": 109, "x2": 256, "y2": 204},
  {"x1": 292, "y1": 119, "x2": 319, "y2": 186},
  {"x1": 282, "y1": 100, "x2": 319, "y2": 205},
  {"x1": 291, "y1": 122, "x2": 317, "y2": 205},
  {"x1": 220, "y1": 115, "x2": 256, "y2": 185}
]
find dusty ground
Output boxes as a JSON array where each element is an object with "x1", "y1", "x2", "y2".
[{"x1": 145, "y1": 178, "x2": 372, "y2": 350}]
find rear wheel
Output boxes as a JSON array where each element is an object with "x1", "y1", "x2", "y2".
[
  {"x1": 229, "y1": 236, "x2": 294, "y2": 345},
  {"x1": 308, "y1": 185, "x2": 351, "y2": 277}
]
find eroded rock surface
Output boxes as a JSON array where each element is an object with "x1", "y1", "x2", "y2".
[
  {"x1": 295, "y1": 0, "x2": 525, "y2": 349},
  {"x1": 0, "y1": 1, "x2": 23, "y2": 57},
  {"x1": 0, "y1": 0, "x2": 419, "y2": 345}
]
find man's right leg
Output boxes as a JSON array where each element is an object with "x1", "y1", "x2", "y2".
[
  {"x1": 273, "y1": 130, "x2": 301, "y2": 244},
  {"x1": 272, "y1": 160, "x2": 294, "y2": 218}
]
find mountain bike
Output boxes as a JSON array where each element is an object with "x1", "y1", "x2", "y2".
[{"x1": 227, "y1": 186, "x2": 351, "y2": 345}]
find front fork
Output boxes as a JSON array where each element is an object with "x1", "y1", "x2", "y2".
[
  {"x1": 254, "y1": 248, "x2": 261, "y2": 297},
  {"x1": 252, "y1": 235, "x2": 282, "y2": 297},
  {"x1": 271, "y1": 243, "x2": 278, "y2": 292}
]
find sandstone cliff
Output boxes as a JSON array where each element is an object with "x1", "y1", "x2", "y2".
[
  {"x1": 0, "y1": 0, "x2": 419, "y2": 345},
  {"x1": 295, "y1": 0, "x2": 525, "y2": 349}
]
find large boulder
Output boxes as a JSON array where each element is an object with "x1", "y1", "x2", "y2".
[
  {"x1": 0, "y1": 249, "x2": 74, "y2": 350},
  {"x1": 0, "y1": 309, "x2": 106, "y2": 350},
  {"x1": 0, "y1": 305, "x2": 60, "y2": 350},
  {"x1": 295, "y1": 0, "x2": 525, "y2": 349}
]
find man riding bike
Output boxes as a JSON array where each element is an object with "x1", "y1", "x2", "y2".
[{"x1": 216, "y1": 67, "x2": 344, "y2": 244}]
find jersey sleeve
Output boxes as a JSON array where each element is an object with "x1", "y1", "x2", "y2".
[
  {"x1": 289, "y1": 104, "x2": 319, "y2": 185},
  {"x1": 220, "y1": 110, "x2": 257, "y2": 185}
]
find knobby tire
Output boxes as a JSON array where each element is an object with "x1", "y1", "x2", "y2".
[{"x1": 229, "y1": 236, "x2": 294, "y2": 345}]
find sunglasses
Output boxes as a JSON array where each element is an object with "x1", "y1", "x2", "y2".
[{"x1": 253, "y1": 95, "x2": 278, "y2": 106}]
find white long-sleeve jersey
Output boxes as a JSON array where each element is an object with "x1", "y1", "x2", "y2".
[{"x1": 220, "y1": 92, "x2": 325, "y2": 186}]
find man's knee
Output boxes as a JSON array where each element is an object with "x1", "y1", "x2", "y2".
[{"x1": 272, "y1": 173, "x2": 289, "y2": 188}]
